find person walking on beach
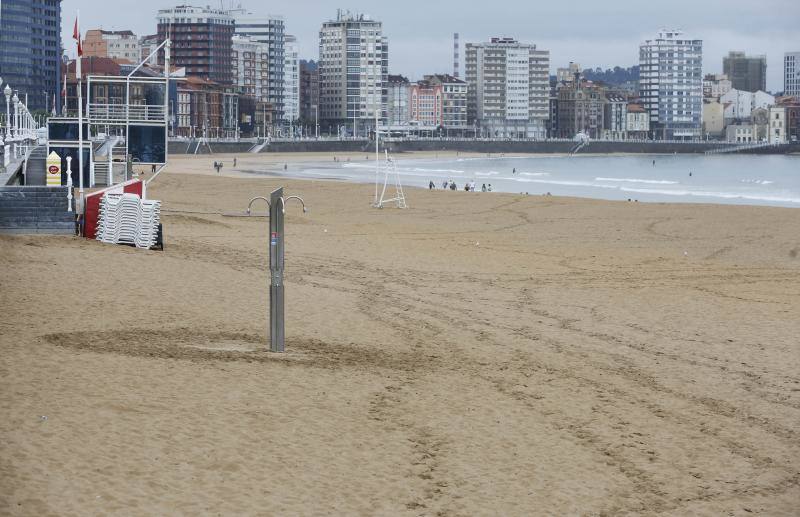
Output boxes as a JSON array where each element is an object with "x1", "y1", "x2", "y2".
[
  {"x1": 470, "y1": 180, "x2": 476, "y2": 192},
  {"x1": 513, "y1": 168, "x2": 516, "y2": 174},
  {"x1": 233, "y1": 157, "x2": 237, "y2": 167},
  {"x1": 442, "y1": 180, "x2": 448, "y2": 189},
  {"x1": 487, "y1": 184, "x2": 493, "y2": 192},
  {"x1": 482, "y1": 183, "x2": 487, "y2": 192},
  {"x1": 450, "y1": 181, "x2": 457, "y2": 191},
  {"x1": 429, "y1": 180, "x2": 435, "y2": 190}
]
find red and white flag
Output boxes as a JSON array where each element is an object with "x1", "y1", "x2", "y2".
[
  {"x1": 72, "y1": 18, "x2": 82, "y2": 56},
  {"x1": 73, "y1": 15, "x2": 82, "y2": 78}
]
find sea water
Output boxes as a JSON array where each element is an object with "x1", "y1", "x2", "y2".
[{"x1": 284, "y1": 154, "x2": 800, "y2": 208}]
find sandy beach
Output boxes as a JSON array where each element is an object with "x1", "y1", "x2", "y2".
[{"x1": 1, "y1": 155, "x2": 799, "y2": 515}]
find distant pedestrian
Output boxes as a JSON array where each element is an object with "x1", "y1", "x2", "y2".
[
  {"x1": 487, "y1": 184, "x2": 493, "y2": 192},
  {"x1": 284, "y1": 163, "x2": 288, "y2": 170},
  {"x1": 464, "y1": 183, "x2": 470, "y2": 192},
  {"x1": 233, "y1": 157, "x2": 237, "y2": 167},
  {"x1": 513, "y1": 168, "x2": 516, "y2": 174},
  {"x1": 652, "y1": 159, "x2": 656, "y2": 167},
  {"x1": 689, "y1": 171, "x2": 692, "y2": 177},
  {"x1": 442, "y1": 180, "x2": 448, "y2": 189},
  {"x1": 469, "y1": 180, "x2": 476, "y2": 192},
  {"x1": 429, "y1": 180, "x2": 435, "y2": 190},
  {"x1": 449, "y1": 181, "x2": 456, "y2": 191},
  {"x1": 151, "y1": 164, "x2": 156, "y2": 173},
  {"x1": 482, "y1": 183, "x2": 487, "y2": 192}
]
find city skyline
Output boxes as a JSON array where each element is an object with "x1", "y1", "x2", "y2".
[{"x1": 60, "y1": 0, "x2": 800, "y2": 92}]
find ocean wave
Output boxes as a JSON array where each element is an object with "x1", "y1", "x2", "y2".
[
  {"x1": 475, "y1": 171, "x2": 500, "y2": 176},
  {"x1": 596, "y1": 177, "x2": 679, "y2": 185},
  {"x1": 740, "y1": 179, "x2": 774, "y2": 185},
  {"x1": 620, "y1": 187, "x2": 800, "y2": 204},
  {"x1": 514, "y1": 178, "x2": 618, "y2": 189},
  {"x1": 520, "y1": 172, "x2": 551, "y2": 177}
]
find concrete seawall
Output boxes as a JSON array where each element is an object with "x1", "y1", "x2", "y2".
[{"x1": 167, "y1": 139, "x2": 800, "y2": 156}]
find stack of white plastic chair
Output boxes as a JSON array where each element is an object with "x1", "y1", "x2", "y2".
[
  {"x1": 115, "y1": 194, "x2": 142, "y2": 245},
  {"x1": 95, "y1": 192, "x2": 161, "y2": 249},
  {"x1": 96, "y1": 194, "x2": 123, "y2": 244},
  {"x1": 135, "y1": 199, "x2": 161, "y2": 249}
]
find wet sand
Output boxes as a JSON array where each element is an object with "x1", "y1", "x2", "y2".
[{"x1": 1, "y1": 159, "x2": 799, "y2": 515}]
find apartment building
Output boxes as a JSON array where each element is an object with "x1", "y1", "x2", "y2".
[
  {"x1": 723, "y1": 51, "x2": 766, "y2": 93},
  {"x1": 232, "y1": 35, "x2": 268, "y2": 102},
  {"x1": 639, "y1": 29, "x2": 703, "y2": 139},
  {"x1": 230, "y1": 9, "x2": 285, "y2": 120},
  {"x1": 139, "y1": 34, "x2": 160, "y2": 65},
  {"x1": 157, "y1": 6, "x2": 235, "y2": 85},
  {"x1": 386, "y1": 75, "x2": 409, "y2": 126},
  {"x1": 299, "y1": 60, "x2": 319, "y2": 124},
  {"x1": 318, "y1": 11, "x2": 388, "y2": 133},
  {"x1": 556, "y1": 80, "x2": 606, "y2": 139},
  {"x1": 465, "y1": 37, "x2": 550, "y2": 139},
  {"x1": 283, "y1": 35, "x2": 299, "y2": 122},
  {"x1": 427, "y1": 74, "x2": 468, "y2": 130},
  {"x1": 83, "y1": 30, "x2": 141, "y2": 64},
  {"x1": 785, "y1": 52, "x2": 800, "y2": 96}
]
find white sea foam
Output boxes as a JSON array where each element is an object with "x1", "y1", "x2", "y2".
[
  {"x1": 596, "y1": 177, "x2": 679, "y2": 185},
  {"x1": 514, "y1": 178, "x2": 618, "y2": 189},
  {"x1": 475, "y1": 171, "x2": 500, "y2": 177},
  {"x1": 620, "y1": 187, "x2": 800, "y2": 204},
  {"x1": 740, "y1": 179, "x2": 774, "y2": 185},
  {"x1": 520, "y1": 172, "x2": 551, "y2": 177}
]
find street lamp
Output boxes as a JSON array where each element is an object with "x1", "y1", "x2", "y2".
[
  {"x1": 3, "y1": 84, "x2": 11, "y2": 139},
  {"x1": 12, "y1": 93, "x2": 19, "y2": 141}
]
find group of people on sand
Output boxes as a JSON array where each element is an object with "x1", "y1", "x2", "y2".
[
  {"x1": 212, "y1": 158, "x2": 237, "y2": 173},
  {"x1": 430, "y1": 180, "x2": 493, "y2": 192}
]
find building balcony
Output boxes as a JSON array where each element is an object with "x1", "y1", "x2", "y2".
[{"x1": 87, "y1": 103, "x2": 167, "y2": 123}]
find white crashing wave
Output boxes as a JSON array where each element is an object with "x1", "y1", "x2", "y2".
[
  {"x1": 620, "y1": 187, "x2": 800, "y2": 204},
  {"x1": 596, "y1": 177, "x2": 679, "y2": 185}
]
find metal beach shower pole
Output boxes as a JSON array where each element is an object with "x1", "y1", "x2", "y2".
[{"x1": 268, "y1": 187, "x2": 307, "y2": 352}]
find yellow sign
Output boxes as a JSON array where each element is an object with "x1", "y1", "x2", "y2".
[{"x1": 46, "y1": 151, "x2": 61, "y2": 186}]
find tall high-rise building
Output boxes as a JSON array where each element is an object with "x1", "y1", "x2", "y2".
[
  {"x1": 283, "y1": 35, "x2": 299, "y2": 122},
  {"x1": 786, "y1": 52, "x2": 800, "y2": 96},
  {"x1": 299, "y1": 60, "x2": 319, "y2": 125},
  {"x1": 230, "y1": 9, "x2": 285, "y2": 121},
  {"x1": 157, "y1": 6, "x2": 235, "y2": 85},
  {"x1": 723, "y1": 51, "x2": 766, "y2": 93},
  {"x1": 639, "y1": 29, "x2": 703, "y2": 139},
  {"x1": 232, "y1": 35, "x2": 268, "y2": 102},
  {"x1": 83, "y1": 30, "x2": 141, "y2": 64},
  {"x1": 318, "y1": 11, "x2": 388, "y2": 133},
  {"x1": 0, "y1": 0, "x2": 63, "y2": 111},
  {"x1": 465, "y1": 37, "x2": 550, "y2": 139}
]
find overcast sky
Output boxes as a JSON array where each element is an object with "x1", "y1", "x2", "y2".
[{"x1": 61, "y1": 0, "x2": 800, "y2": 92}]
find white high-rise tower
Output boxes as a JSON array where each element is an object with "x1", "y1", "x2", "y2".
[{"x1": 639, "y1": 29, "x2": 703, "y2": 140}]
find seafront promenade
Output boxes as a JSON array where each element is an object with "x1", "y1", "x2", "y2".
[{"x1": 166, "y1": 137, "x2": 800, "y2": 156}]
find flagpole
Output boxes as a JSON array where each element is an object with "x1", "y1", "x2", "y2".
[{"x1": 77, "y1": 9, "x2": 84, "y2": 197}]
